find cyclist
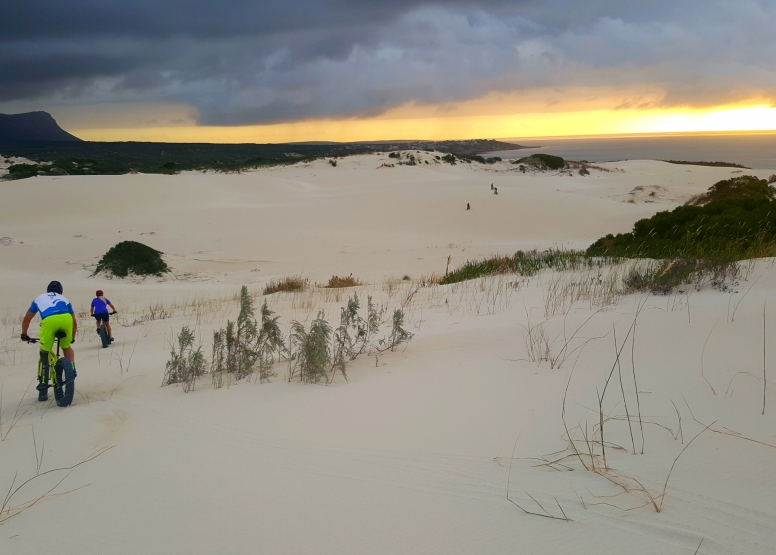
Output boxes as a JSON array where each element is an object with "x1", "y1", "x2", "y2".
[
  {"x1": 20, "y1": 281, "x2": 78, "y2": 401},
  {"x1": 91, "y1": 290, "x2": 116, "y2": 342}
]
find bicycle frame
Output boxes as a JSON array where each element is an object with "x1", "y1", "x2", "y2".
[{"x1": 35, "y1": 336, "x2": 63, "y2": 387}]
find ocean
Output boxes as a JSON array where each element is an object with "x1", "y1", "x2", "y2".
[{"x1": 485, "y1": 132, "x2": 776, "y2": 170}]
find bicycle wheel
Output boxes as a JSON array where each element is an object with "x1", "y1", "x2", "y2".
[
  {"x1": 99, "y1": 323, "x2": 109, "y2": 348},
  {"x1": 53, "y1": 357, "x2": 76, "y2": 407}
]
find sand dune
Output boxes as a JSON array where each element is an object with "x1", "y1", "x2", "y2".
[{"x1": 1, "y1": 153, "x2": 775, "y2": 554}]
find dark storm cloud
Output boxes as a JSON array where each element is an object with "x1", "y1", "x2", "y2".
[{"x1": 3, "y1": 1, "x2": 776, "y2": 124}]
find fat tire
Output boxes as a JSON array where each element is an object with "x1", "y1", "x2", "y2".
[
  {"x1": 54, "y1": 358, "x2": 75, "y2": 407},
  {"x1": 99, "y1": 323, "x2": 109, "y2": 348}
]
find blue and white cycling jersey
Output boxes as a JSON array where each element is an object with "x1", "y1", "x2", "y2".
[{"x1": 29, "y1": 293, "x2": 74, "y2": 320}]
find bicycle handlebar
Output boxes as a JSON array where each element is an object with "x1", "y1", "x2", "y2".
[{"x1": 22, "y1": 336, "x2": 74, "y2": 344}]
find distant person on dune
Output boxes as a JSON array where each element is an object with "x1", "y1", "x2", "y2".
[
  {"x1": 467, "y1": 203, "x2": 470, "y2": 210},
  {"x1": 494, "y1": 187, "x2": 498, "y2": 195},
  {"x1": 91, "y1": 290, "x2": 117, "y2": 342}
]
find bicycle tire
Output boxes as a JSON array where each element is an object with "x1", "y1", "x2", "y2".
[
  {"x1": 54, "y1": 357, "x2": 76, "y2": 407},
  {"x1": 99, "y1": 323, "x2": 109, "y2": 348}
]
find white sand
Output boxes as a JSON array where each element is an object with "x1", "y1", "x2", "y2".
[{"x1": 1, "y1": 154, "x2": 775, "y2": 554}]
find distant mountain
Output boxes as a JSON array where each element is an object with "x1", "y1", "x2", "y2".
[{"x1": 0, "y1": 111, "x2": 82, "y2": 142}]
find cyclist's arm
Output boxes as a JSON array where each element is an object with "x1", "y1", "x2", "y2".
[
  {"x1": 90, "y1": 305, "x2": 94, "y2": 316},
  {"x1": 21, "y1": 311, "x2": 35, "y2": 336},
  {"x1": 108, "y1": 302, "x2": 117, "y2": 312},
  {"x1": 72, "y1": 313, "x2": 78, "y2": 339}
]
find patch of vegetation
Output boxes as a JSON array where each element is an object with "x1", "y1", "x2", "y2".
[
  {"x1": 441, "y1": 249, "x2": 609, "y2": 285},
  {"x1": 0, "y1": 139, "x2": 526, "y2": 180},
  {"x1": 587, "y1": 176, "x2": 776, "y2": 260},
  {"x1": 211, "y1": 286, "x2": 286, "y2": 383},
  {"x1": 7, "y1": 163, "x2": 42, "y2": 179},
  {"x1": 663, "y1": 160, "x2": 749, "y2": 169},
  {"x1": 624, "y1": 258, "x2": 740, "y2": 295},
  {"x1": 325, "y1": 275, "x2": 362, "y2": 288},
  {"x1": 290, "y1": 312, "x2": 332, "y2": 383},
  {"x1": 263, "y1": 276, "x2": 307, "y2": 295},
  {"x1": 163, "y1": 326, "x2": 205, "y2": 392},
  {"x1": 93, "y1": 240, "x2": 170, "y2": 278},
  {"x1": 516, "y1": 153, "x2": 566, "y2": 170},
  {"x1": 686, "y1": 175, "x2": 775, "y2": 205}
]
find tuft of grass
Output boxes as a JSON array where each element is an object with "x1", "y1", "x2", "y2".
[
  {"x1": 441, "y1": 249, "x2": 611, "y2": 285},
  {"x1": 94, "y1": 240, "x2": 170, "y2": 278},
  {"x1": 263, "y1": 276, "x2": 307, "y2": 295},
  {"x1": 325, "y1": 274, "x2": 362, "y2": 288},
  {"x1": 624, "y1": 258, "x2": 740, "y2": 294}
]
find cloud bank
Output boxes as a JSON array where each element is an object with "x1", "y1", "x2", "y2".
[{"x1": 3, "y1": 0, "x2": 775, "y2": 125}]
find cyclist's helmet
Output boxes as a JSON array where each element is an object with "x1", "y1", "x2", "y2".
[
  {"x1": 47, "y1": 281, "x2": 63, "y2": 294},
  {"x1": 96, "y1": 290, "x2": 104, "y2": 297}
]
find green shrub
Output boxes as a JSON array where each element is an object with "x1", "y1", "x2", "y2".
[
  {"x1": 163, "y1": 326, "x2": 205, "y2": 392},
  {"x1": 587, "y1": 177, "x2": 776, "y2": 260},
  {"x1": 94, "y1": 240, "x2": 170, "y2": 277},
  {"x1": 211, "y1": 287, "x2": 286, "y2": 383},
  {"x1": 384, "y1": 309, "x2": 413, "y2": 351},
  {"x1": 687, "y1": 175, "x2": 774, "y2": 206},
  {"x1": 290, "y1": 312, "x2": 331, "y2": 383},
  {"x1": 517, "y1": 154, "x2": 566, "y2": 170},
  {"x1": 7, "y1": 163, "x2": 43, "y2": 179}
]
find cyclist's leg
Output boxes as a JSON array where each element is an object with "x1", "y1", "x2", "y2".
[
  {"x1": 37, "y1": 316, "x2": 59, "y2": 400},
  {"x1": 56, "y1": 316, "x2": 75, "y2": 364},
  {"x1": 37, "y1": 349, "x2": 51, "y2": 400}
]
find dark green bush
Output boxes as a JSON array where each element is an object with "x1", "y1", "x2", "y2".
[
  {"x1": 587, "y1": 176, "x2": 776, "y2": 260},
  {"x1": 517, "y1": 154, "x2": 566, "y2": 170},
  {"x1": 7, "y1": 163, "x2": 42, "y2": 179},
  {"x1": 687, "y1": 175, "x2": 774, "y2": 205},
  {"x1": 94, "y1": 240, "x2": 170, "y2": 277}
]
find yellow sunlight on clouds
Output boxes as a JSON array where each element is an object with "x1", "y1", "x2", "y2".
[{"x1": 72, "y1": 102, "x2": 776, "y2": 143}]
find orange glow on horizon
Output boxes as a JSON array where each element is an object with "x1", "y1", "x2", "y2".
[{"x1": 71, "y1": 102, "x2": 776, "y2": 143}]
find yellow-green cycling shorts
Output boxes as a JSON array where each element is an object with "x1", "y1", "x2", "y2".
[{"x1": 39, "y1": 313, "x2": 73, "y2": 352}]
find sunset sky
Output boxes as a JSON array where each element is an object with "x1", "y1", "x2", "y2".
[{"x1": 3, "y1": 1, "x2": 776, "y2": 143}]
